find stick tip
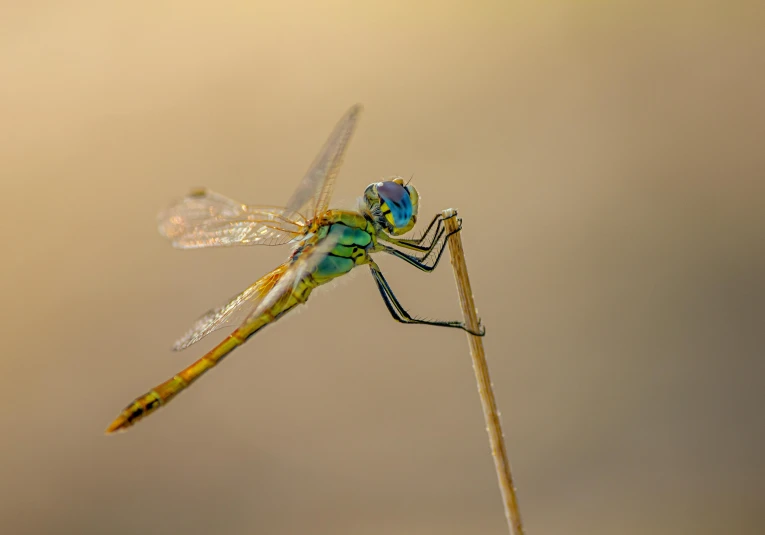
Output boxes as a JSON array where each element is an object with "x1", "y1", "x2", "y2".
[{"x1": 442, "y1": 207, "x2": 458, "y2": 219}]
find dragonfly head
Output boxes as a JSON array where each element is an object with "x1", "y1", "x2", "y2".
[{"x1": 363, "y1": 177, "x2": 419, "y2": 236}]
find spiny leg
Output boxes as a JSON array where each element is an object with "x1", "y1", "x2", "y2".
[
  {"x1": 382, "y1": 216, "x2": 463, "y2": 272},
  {"x1": 385, "y1": 213, "x2": 444, "y2": 252},
  {"x1": 378, "y1": 210, "x2": 460, "y2": 255},
  {"x1": 381, "y1": 211, "x2": 462, "y2": 268},
  {"x1": 368, "y1": 260, "x2": 485, "y2": 336}
]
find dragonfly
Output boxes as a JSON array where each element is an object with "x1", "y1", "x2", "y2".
[{"x1": 106, "y1": 104, "x2": 485, "y2": 434}]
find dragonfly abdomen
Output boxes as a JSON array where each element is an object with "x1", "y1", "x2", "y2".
[
  {"x1": 105, "y1": 333, "x2": 245, "y2": 433},
  {"x1": 106, "y1": 281, "x2": 319, "y2": 434}
]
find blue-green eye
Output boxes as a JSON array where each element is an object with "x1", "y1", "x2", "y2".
[{"x1": 377, "y1": 181, "x2": 412, "y2": 228}]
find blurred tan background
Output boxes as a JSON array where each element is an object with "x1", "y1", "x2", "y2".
[{"x1": 2, "y1": 1, "x2": 764, "y2": 534}]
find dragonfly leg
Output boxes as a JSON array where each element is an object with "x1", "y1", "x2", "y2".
[
  {"x1": 368, "y1": 260, "x2": 485, "y2": 336},
  {"x1": 382, "y1": 217, "x2": 463, "y2": 272},
  {"x1": 380, "y1": 210, "x2": 458, "y2": 254},
  {"x1": 387, "y1": 213, "x2": 444, "y2": 252}
]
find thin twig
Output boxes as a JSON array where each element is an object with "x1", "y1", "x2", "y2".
[{"x1": 442, "y1": 208, "x2": 525, "y2": 535}]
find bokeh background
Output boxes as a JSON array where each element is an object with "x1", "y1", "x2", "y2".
[{"x1": 2, "y1": 2, "x2": 763, "y2": 534}]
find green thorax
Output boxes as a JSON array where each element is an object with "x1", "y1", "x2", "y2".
[{"x1": 309, "y1": 210, "x2": 378, "y2": 284}]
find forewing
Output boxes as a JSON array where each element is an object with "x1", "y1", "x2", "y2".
[
  {"x1": 171, "y1": 264, "x2": 288, "y2": 351},
  {"x1": 283, "y1": 104, "x2": 363, "y2": 221},
  {"x1": 159, "y1": 189, "x2": 305, "y2": 249}
]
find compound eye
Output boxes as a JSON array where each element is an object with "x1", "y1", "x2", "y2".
[{"x1": 378, "y1": 181, "x2": 413, "y2": 229}]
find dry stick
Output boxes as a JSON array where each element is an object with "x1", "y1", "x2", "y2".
[{"x1": 442, "y1": 208, "x2": 525, "y2": 535}]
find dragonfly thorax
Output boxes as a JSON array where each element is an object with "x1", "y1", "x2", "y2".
[{"x1": 362, "y1": 177, "x2": 419, "y2": 236}]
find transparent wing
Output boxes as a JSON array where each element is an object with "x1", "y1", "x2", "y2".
[
  {"x1": 159, "y1": 189, "x2": 305, "y2": 249},
  {"x1": 244, "y1": 232, "x2": 341, "y2": 323},
  {"x1": 283, "y1": 104, "x2": 363, "y2": 221},
  {"x1": 172, "y1": 232, "x2": 339, "y2": 351},
  {"x1": 171, "y1": 264, "x2": 288, "y2": 351}
]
